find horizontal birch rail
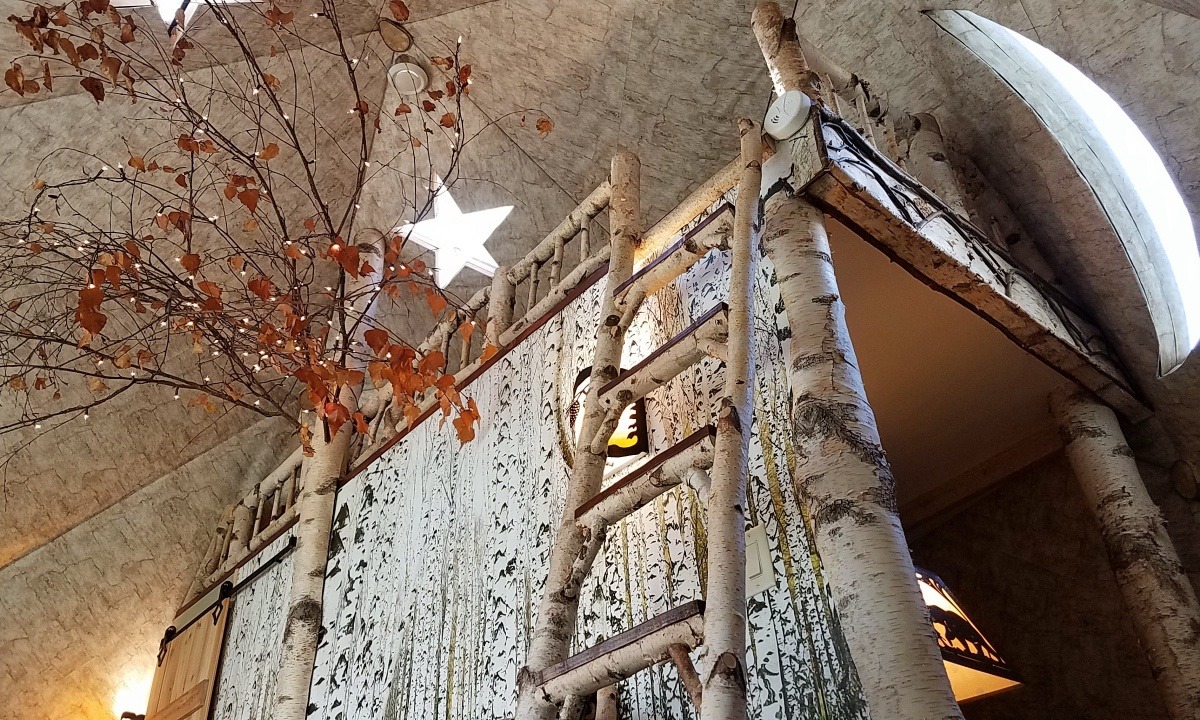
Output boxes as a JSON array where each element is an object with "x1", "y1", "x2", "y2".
[
  {"x1": 576, "y1": 425, "x2": 716, "y2": 529},
  {"x1": 637, "y1": 157, "x2": 743, "y2": 263},
  {"x1": 508, "y1": 181, "x2": 612, "y2": 284},
  {"x1": 185, "y1": 448, "x2": 304, "y2": 599},
  {"x1": 417, "y1": 285, "x2": 491, "y2": 355},
  {"x1": 499, "y1": 249, "x2": 611, "y2": 346},
  {"x1": 538, "y1": 600, "x2": 706, "y2": 700},
  {"x1": 616, "y1": 205, "x2": 734, "y2": 305},
  {"x1": 592, "y1": 306, "x2": 728, "y2": 455}
]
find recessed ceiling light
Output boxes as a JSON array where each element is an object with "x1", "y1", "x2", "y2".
[{"x1": 388, "y1": 60, "x2": 429, "y2": 97}]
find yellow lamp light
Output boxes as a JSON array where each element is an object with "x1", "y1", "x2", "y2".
[
  {"x1": 916, "y1": 569, "x2": 1021, "y2": 703},
  {"x1": 110, "y1": 668, "x2": 153, "y2": 719}
]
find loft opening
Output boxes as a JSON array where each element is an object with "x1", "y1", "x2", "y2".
[{"x1": 929, "y1": 10, "x2": 1200, "y2": 375}]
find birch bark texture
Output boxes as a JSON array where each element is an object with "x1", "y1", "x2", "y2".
[
  {"x1": 699, "y1": 118, "x2": 762, "y2": 720},
  {"x1": 276, "y1": 240, "x2": 383, "y2": 720},
  {"x1": 274, "y1": 391, "x2": 356, "y2": 720},
  {"x1": 761, "y1": 194, "x2": 962, "y2": 720},
  {"x1": 748, "y1": 7, "x2": 964, "y2": 720},
  {"x1": 905, "y1": 113, "x2": 969, "y2": 219},
  {"x1": 1051, "y1": 388, "x2": 1200, "y2": 720},
  {"x1": 516, "y1": 152, "x2": 640, "y2": 720},
  {"x1": 752, "y1": 5, "x2": 962, "y2": 719}
]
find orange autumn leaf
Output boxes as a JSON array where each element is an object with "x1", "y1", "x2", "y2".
[
  {"x1": 248, "y1": 275, "x2": 275, "y2": 301},
  {"x1": 452, "y1": 411, "x2": 476, "y2": 443},
  {"x1": 179, "y1": 253, "x2": 200, "y2": 274},
  {"x1": 257, "y1": 142, "x2": 279, "y2": 161},
  {"x1": 80, "y1": 76, "x2": 104, "y2": 102},
  {"x1": 238, "y1": 188, "x2": 260, "y2": 213},
  {"x1": 364, "y1": 328, "x2": 389, "y2": 354},
  {"x1": 418, "y1": 350, "x2": 445, "y2": 374},
  {"x1": 424, "y1": 286, "x2": 447, "y2": 315}
]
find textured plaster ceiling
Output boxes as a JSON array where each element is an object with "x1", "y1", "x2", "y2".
[{"x1": 3, "y1": 0, "x2": 1200, "y2": 568}]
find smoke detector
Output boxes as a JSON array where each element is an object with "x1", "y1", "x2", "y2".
[
  {"x1": 388, "y1": 59, "x2": 429, "y2": 96},
  {"x1": 764, "y1": 89, "x2": 813, "y2": 140}
]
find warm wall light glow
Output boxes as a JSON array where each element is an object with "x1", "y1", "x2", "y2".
[
  {"x1": 111, "y1": 669, "x2": 154, "y2": 718},
  {"x1": 996, "y1": 23, "x2": 1200, "y2": 352},
  {"x1": 917, "y1": 570, "x2": 1021, "y2": 703},
  {"x1": 398, "y1": 179, "x2": 511, "y2": 289}
]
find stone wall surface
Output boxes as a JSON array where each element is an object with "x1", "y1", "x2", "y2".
[
  {"x1": 0, "y1": 417, "x2": 293, "y2": 720},
  {"x1": 911, "y1": 452, "x2": 1171, "y2": 720}
]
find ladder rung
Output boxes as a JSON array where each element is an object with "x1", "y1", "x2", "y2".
[
  {"x1": 598, "y1": 303, "x2": 727, "y2": 414},
  {"x1": 577, "y1": 425, "x2": 716, "y2": 526},
  {"x1": 539, "y1": 600, "x2": 705, "y2": 700},
  {"x1": 613, "y1": 203, "x2": 734, "y2": 303}
]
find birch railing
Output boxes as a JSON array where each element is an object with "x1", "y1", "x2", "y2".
[
  {"x1": 183, "y1": 448, "x2": 303, "y2": 599},
  {"x1": 184, "y1": 151, "x2": 747, "y2": 606}
]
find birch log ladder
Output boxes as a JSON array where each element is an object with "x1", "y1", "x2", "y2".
[{"x1": 515, "y1": 121, "x2": 764, "y2": 720}]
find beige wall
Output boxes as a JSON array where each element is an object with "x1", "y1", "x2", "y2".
[
  {"x1": 910, "y1": 449, "x2": 1182, "y2": 720},
  {"x1": 0, "y1": 417, "x2": 292, "y2": 720}
]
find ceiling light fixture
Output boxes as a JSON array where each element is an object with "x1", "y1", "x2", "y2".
[{"x1": 388, "y1": 58, "x2": 429, "y2": 96}]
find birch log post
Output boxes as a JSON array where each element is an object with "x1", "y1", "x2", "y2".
[
  {"x1": 276, "y1": 242, "x2": 383, "y2": 720},
  {"x1": 595, "y1": 686, "x2": 619, "y2": 720},
  {"x1": 700, "y1": 118, "x2": 762, "y2": 720},
  {"x1": 1051, "y1": 387, "x2": 1200, "y2": 720},
  {"x1": 487, "y1": 266, "x2": 516, "y2": 345},
  {"x1": 752, "y1": 8, "x2": 962, "y2": 719},
  {"x1": 516, "y1": 152, "x2": 640, "y2": 720},
  {"x1": 274, "y1": 389, "x2": 357, "y2": 720},
  {"x1": 751, "y1": 2, "x2": 820, "y2": 101},
  {"x1": 762, "y1": 194, "x2": 962, "y2": 720},
  {"x1": 905, "y1": 113, "x2": 969, "y2": 218}
]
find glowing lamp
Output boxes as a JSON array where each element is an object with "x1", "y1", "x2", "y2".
[
  {"x1": 916, "y1": 569, "x2": 1021, "y2": 703},
  {"x1": 110, "y1": 669, "x2": 153, "y2": 719},
  {"x1": 569, "y1": 367, "x2": 649, "y2": 460}
]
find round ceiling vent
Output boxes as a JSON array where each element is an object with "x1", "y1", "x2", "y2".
[{"x1": 388, "y1": 60, "x2": 429, "y2": 96}]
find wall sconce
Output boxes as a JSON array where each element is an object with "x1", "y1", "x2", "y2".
[
  {"x1": 916, "y1": 569, "x2": 1021, "y2": 703},
  {"x1": 110, "y1": 669, "x2": 153, "y2": 720},
  {"x1": 570, "y1": 367, "x2": 650, "y2": 459}
]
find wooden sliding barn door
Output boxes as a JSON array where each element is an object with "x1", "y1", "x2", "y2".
[{"x1": 144, "y1": 598, "x2": 230, "y2": 720}]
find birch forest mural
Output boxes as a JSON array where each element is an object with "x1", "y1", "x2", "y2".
[
  {"x1": 213, "y1": 530, "x2": 296, "y2": 720},
  {"x1": 212, "y1": 196, "x2": 869, "y2": 720}
]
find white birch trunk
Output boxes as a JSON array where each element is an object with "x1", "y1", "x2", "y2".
[
  {"x1": 906, "y1": 113, "x2": 969, "y2": 219},
  {"x1": 274, "y1": 391, "x2": 356, "y2": 720},
  {"x1": 488, "y1": 265, "x2": 516, "y2": 345},
  {"x1": 516, "y1": 152, "x2": 640, "y2": 720},
  {"x1": 762, "y1": 194, "x2": 962, "y2": 720},
  {"x1": 276, "y1": 241, "x2": 383, "y2": 720},
  {"x1": 595, "y1": 686, "x2": 619, "y2": 720},
  {"x1": 1051, "y1": 387, "x2": 1200, "y2": 720},
  {"x1": 751, "y1": 9, "x2": 961, "y2": 717},
  {"x1": 751, "y1": 2, "x2": 819, "y2": 101},
  {"x1": 699, "y1": 119, "x2": 761, "y2": 720}
]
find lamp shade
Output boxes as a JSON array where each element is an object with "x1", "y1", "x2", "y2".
[{"x1": 916, "y1": 569, "x2": 1021, "y2": 703}]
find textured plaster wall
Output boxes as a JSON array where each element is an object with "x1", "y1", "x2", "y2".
[
  {"x1": 0, "y1": 416, "x2": 293, "y2": 720},
  {"x1": 910, "y1": 452, "x2": 1172, "y2": 720}
]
